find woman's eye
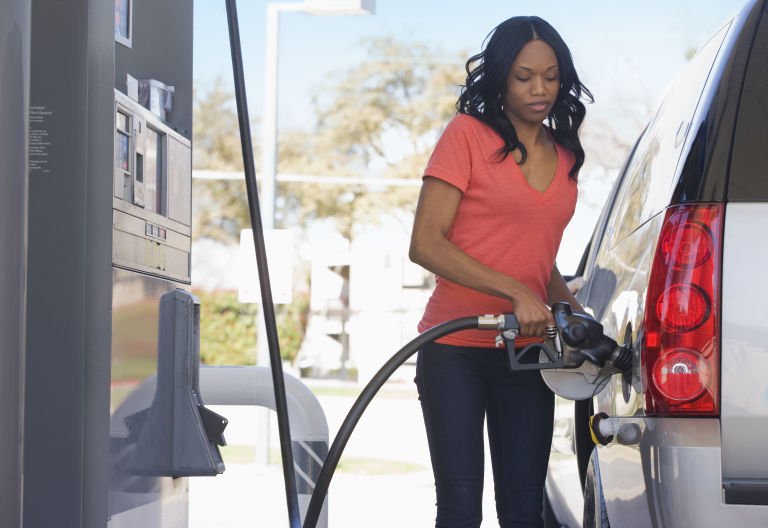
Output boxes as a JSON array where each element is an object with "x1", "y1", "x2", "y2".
[
  {"x1": 516, "y1": 77, "x2": 530, "y2": 82},
  {"x1": 546, "y1": 77, "x2": 558, "y2": 82}
]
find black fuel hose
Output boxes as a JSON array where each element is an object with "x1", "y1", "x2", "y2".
[
  {"x1": 224, "y1": 2, "x2": 301, "y2": 526},
  {"x1": 302, "y1": 316, "x2": 482, "y2": 528}
]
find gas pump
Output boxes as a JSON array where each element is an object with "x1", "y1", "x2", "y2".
[
  {"x1": 21, "y1": 0, "x2": 235, "y2": 526},
  {"x1": 18, "y1": 0, "x2": 327, "y2": 525}
]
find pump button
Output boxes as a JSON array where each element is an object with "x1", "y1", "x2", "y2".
[{"x1": 145, "y1": 222, "x2": 168, "y2": 241}]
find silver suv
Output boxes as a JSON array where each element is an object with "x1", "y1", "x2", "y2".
[{"x1": 545, "y1": 0, "x2": 768, "y2": 526}]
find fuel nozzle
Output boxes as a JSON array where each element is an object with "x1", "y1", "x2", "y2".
[
  {"x1": 499, "y1": 303, "x2": 633, "y2": 376},
  {"x1": 550, "y1": 302, "x2": 633, "y2": 374}
]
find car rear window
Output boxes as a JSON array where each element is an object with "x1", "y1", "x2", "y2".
[
  {"x1": 605, "y1": 24, "x2": 730, "y2": 247},
  {"x1": 729, "y1": 4, "x2": 768, "y2": 201}
]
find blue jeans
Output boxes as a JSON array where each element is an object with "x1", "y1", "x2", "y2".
[{"x1": 415, "y1": 341, "x2": 555, "y2": 528}]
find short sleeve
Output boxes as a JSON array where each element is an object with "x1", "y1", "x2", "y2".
[{"x1": 423, "y1": 114, "x2": 474, "y2": 193}]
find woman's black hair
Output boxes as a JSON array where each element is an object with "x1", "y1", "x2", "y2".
[{"x1": 457, "y1": 16, "x2": 593, "y2": 179}]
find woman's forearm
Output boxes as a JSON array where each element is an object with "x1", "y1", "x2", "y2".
[{"x1": 546, "y1": 265, "x2": 585, "y2": 313}]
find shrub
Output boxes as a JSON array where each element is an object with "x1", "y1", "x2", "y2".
[{"x1": 195, "y1": 289, "x2": 309, "y2": 365}]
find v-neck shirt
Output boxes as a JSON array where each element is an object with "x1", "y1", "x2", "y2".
[{"x1": 418, "y1": 113, "x2": 578, "y2": 348}]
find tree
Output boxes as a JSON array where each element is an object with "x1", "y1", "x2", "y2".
[
  {"x1": 277, "y1": 37, "x2": 464, "y2": 239},
  {"x1": 193, "y1": 76, "x2": 245, "y2": 172},
  {"x1": 192, "y1": 38, "x2": 464, "y2": 242},
  {"x1": 192, "y1": 77, "x2": 254, "y2": 242}
]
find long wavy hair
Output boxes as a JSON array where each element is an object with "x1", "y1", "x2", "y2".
[{"x1": 457, "y1": 16, "x2": 593, "y2": 179}]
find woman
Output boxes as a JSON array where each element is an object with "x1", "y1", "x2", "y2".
[{"x1": 409, "y1": 16, "x2": 592, "y2": 528}]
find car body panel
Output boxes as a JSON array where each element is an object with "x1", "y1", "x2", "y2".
[
  {"x1": 598, "y1": 418, "x2": 768, "y2": 527},
  {"x1": 721, "y1": 204, "x2": 768, "y2": 480},
  {"x1": 588, "y1": 214, "x2": 661, "y2": 411}
]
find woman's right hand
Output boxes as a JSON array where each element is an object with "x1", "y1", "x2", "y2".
[{"x1": 508, "y1": 282, "x2": 554, "y2": 337}]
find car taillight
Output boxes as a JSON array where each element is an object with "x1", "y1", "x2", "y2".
[
  {"x1": 642, "y1": 204, "x2": 722, "y2": 416},
  {"x1": 656, "y1": 284, "x2": 710, "y2": 332},
  {"x1": 652, "y1": 349, "x2": 711, "y2": 402}
]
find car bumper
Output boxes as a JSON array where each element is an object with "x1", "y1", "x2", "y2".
[{"x1": 598, "y1": 417, "x2": 768, "y2": 527}]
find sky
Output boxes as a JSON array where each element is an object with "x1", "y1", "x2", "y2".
[
  {"x1": 191, "y1": 0, "x2": 750, "y2": 272},
  {"x1": 193, "y1": 0, "x2": 747, "y2": 128}
]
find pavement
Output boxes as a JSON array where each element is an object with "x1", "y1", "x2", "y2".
[{"x1": 189, "y1": 374, "x2": 501, "y2": 527}]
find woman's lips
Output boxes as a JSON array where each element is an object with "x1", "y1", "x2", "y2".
[{"x1": 527, "y1": 102, "x2": 549, "y2": 112}]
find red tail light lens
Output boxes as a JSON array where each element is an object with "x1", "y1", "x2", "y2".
[
  {"x1": 656, "y1": 284, "x2": 710, "y2": 332},
  {"x1": 652, "y1": 349, "x2": 710, "y2": 402},
  {"x1": 660, "y1": 221, "x2": 713, "y2": 268},
  {"x1": 642, "y1": 204, "x2": 722, "y2": 416}
]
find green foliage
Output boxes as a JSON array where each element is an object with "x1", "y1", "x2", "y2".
[
  {"x1": 275, "y1": 292, "x2": 310, "y2": 363},
  {"x1": 196, "y1": 289, "x2": 258, "y2": 365},
  {"x1": 195, "y1": 289, "x2": 309, "y2": 365}
]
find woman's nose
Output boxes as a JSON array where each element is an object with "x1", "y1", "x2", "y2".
[{"x1": 531, "y1": 76, "x2": 546, "y2": 95}]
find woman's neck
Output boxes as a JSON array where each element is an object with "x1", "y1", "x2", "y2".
[{"x1": 506, "y1": 114, "x2": 549, "y2": 150}]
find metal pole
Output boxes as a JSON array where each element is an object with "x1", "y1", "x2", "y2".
[
  {"x1": 224, "y1": 2, "x2": 302, "y2": 526},
  {"x1": 261, "y1": 3, "x2": 279, "y2": 230},
  {"x1": 254, "y1": 1, "x2": 281, "y2": 471}
]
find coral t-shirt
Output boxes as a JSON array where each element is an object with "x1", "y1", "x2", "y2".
[{"x1": 417, "y1": 113, "x2": 578, "y2": 347}]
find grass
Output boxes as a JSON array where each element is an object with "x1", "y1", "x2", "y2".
[
  {"x1": 308, "y1": 385, "x2": 417, "y2": 400},
  {"x1": 335, "y1": 457, "x2": 426, "y2": 475},
  {"x1": 219, "y1": 445, "x2": 426, "y2": 475},
  {"x1": 220, "y1": 444, "x2": 258, "y2": 464}
]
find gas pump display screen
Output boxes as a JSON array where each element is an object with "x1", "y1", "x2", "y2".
[
  {"x1": 144, "y1": 128, "x2": 164, "y2": 214},
  {"x1": 116, "y1": 132, "x2": 129, "y2": 171},
  {"x1": 116, "y1": 110, "x2": 130, "y2": 171}
]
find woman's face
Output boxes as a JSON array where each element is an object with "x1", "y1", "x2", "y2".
[{"x1": 502, "y1": 39, "x2": 560, "y2": 127}]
